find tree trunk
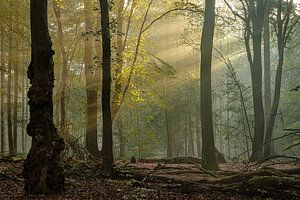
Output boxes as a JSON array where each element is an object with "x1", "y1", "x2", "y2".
[
  {"x1": 112, "y1": 0, "x2": 124, "y2": 115},
  {"x1": 164, "y1": 75, "x2": 172, "y2": 157},
  {"x1": 0, "y1": 26, "x2": 5, "y2": 153},
  {"x1": 22, "y1": 0, "x2": 65, "y2": 194},
  {"x1": 264, "y1": 7, "x2": 271, "y2": 130},
  {"x1": 263, "y1": 8, "x2": 274, "y2": 158},
  {"x1": 86, "y1": 89, "x2": 99, "y2": 155},
  {"x1": 188, "y1": 109, "x2": 194, "y2": 156},
  {"x1": 22, "y1": 59, "x2": 25, "y2": 153},
  {"x1": 25, "y1": 78, "x2": 29, "y2": 150},
  {"x1": 196, "y1": 87, "x2": 201, "y2": 157},
  {"x1": 196, "y1": 127, "x2": 201, "y2": 157},
  {"x1": 53, "y1": 1, "x2": 69, "y2": 136},
  {"x1": 242, "y1": 1, "x2": 266, "y2": 162},
  {"x1": 7, "y1": 3, "x2": 13, "y2": 154},
  {"x1": 84, "y1": 0, "x2": 100, "y2": 156},
  {"x1": 226, "y1": 74, "x2": 230, "y2": 158},
  {"x1": 265, "y1": 1, "x2": 290, "y2": 158},
  {"x1": 99, "y1": 0, "x2": 113, "y2": 168},
  {"x1": 250, "y1": 29, "x2": 265, "y2": 161},
  {"x1": 12, "y1": 5, "x2": 19, "y2": 153},
  {"x1": 118, "y1": 117, "x2": 125, "y2": 158},
  {"x1": 200, "y1": 0, "x2": 218, "y2": 170}
]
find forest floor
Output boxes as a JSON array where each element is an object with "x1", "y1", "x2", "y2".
[{"x1": 0, "y1": 157, "x2": 299, "y2": 200}]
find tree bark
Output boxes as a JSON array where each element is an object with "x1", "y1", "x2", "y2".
[
  {"x1": 0, "y1": 25, "x2": 5, "y2": 153},
  {"x1": 265, "y1": 0, "x2": 292, "y2": 158},
  {"x1": 188, "y1": 109, "x2": 194, "y2": 156},
  {"x1": 263, "y1": 6, "x2": 274, "y2": 158},
  {"x1": 264, "y1": 5, "x2": 271, "y2": 131},
  {"x1": 200, "y1": 0, "x2": 218, "y2": 170},
  {"x1": 12, "y1": 4, "x2": 19, "y2": 153},
  {"x1": 99, "y1": 0, "x2": 114, "y2": 168},
  {"x1": 112, "y1": 0, "x2": 124, "y2": 113},
  {"x1": 250, "y1": 29, "x2": 265, "y2": 161},
  {"x1": 22, "y1": 0, "x2": 65, "y2": 194},
  {"x1": 53, "y1": 1, "x2": 69, "y2": 136},
  {"x1": 86, "y1": 89, "x2": 99, "y2": 155},
  {"x1": 84, "y1": 0, "x2": 100, "y2": 156},
  {"x1": 7, "y1": 2, "x2": 13, "y2": 154},
  {"x1": 239, "y1": 0, "x2": 267, "y2": 162},
  {"x1": 22, "y1": 58, "x2": 25, "y2": 153},
  {"x1": 117, "y1": 117, "x2": 125, "y2": 158},
  {"x1": 163, "y1": 74, "x2": 172, "y2": 157}
]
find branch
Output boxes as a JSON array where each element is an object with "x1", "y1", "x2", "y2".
[
  {"x1": 120, "y1": 0, "x2": 154, "y2": 106},
  {"x1": 142, "y1": 7, "x2": 203, "y2": 33},
  {"x1": 224, "y1": 0, "x2": 246, "y2": 21}
]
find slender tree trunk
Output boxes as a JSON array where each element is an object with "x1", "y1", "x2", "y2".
[
  {"x1": 200, "y1": 0, "x2": 218, "y2": 170},
  {"x1": 25, "y1": 78, "x2": 29, "y2": 150},
  {"x1": 250, "y1": 28, "x2": 265, "y2": 161},
  {"x1": 227, "y1": 133, "x2": 231, "y2": 158},
  {"x1": 264, "y1": 8, "x2": 271, "y2": 129},
  {"x1": 112, "y1": 0, "x2": 124, "y2": 113},
  {"x1": 22, "y1": 0, "x2": 65, "y2": 194},
  {"x1": 100, "y1": 0, "x2": 113, "y2": 168},
  {"x1": 84, "y1": 0, "x2": 100, "y2": 156},
  {"x1": 263, "y1": 8, "x2": 274, "y2": 157},
  {"x1": 265, "y1": 1, "x2": 289, "y2": 157},
  {"x1": 242, "y1": 0, "x2": 267, "y2": 162},
  {"x1": 163, "y1": 75, "x2": 172, "y2": 157},
  {"x1": 184, "y1": 87, "x2": 188, "y2": 156},
  {"x1": 7, "y1": 4, "x2": 13, "y2": 154},
  {"x1": 118, "y1": 117, "x2": 125, "y2": 158},
  {"x1": 226, "y1": 74, "x2": 230, "y2": 158},
  {"x1": 188, "y1": 109, "x2": 194, "y2": 156},
  {"x1": 53, "y1": 1, "x2": 68, "y2": 136},
  {"x1": 111, "y1": 0, "x2": 150, "y2": 121},
  {"x1": 196, "y1": 77, "x2": 201, "y2": 157},
  {"x1": 0, "y1": 26, "x2": 5, "y2": 153},
  {"x1": 241, "y1": 107, "x2": 250, "y2": 159},
  {"x1": 136, "y1": 108, "x2": 141, "y2": 158},
  {"x1": 86, "y1": 89, "x2": 99, "y2": 155},
  {"x1": 12, "y1": 5, "x2": 19, "y2": 153},
  {"x1": 196, "y1": 126, "x2": 201, "y2": 157},
  {"x1": 22, "y1": 60, "x2": 25, "y2": 153}
]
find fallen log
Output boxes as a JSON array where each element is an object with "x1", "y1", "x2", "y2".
[
  {"x1": 115, "y1": 166, "x2": 300, "y2": 198},
  {"x1": 139, "y1": 156, "x2": 203, "y2": 165}
]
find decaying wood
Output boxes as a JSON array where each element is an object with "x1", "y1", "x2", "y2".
[
  {"x1": 139, "y1": 156, "x2": 203, "y2": 165},
  {"x1": 116, "y1": 164, "x2": 300, "y2": 197}
]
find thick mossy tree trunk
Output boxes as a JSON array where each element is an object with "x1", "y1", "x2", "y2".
[
  {"x1": 200, "y1": 0, "x2": 218, "y2": 171},
  {"x1": 22, "y1": 0, "x2": 65, "y2": 194},
  {"x1": 99, "y1": 0, "x2": 113, "y2": 168}
]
